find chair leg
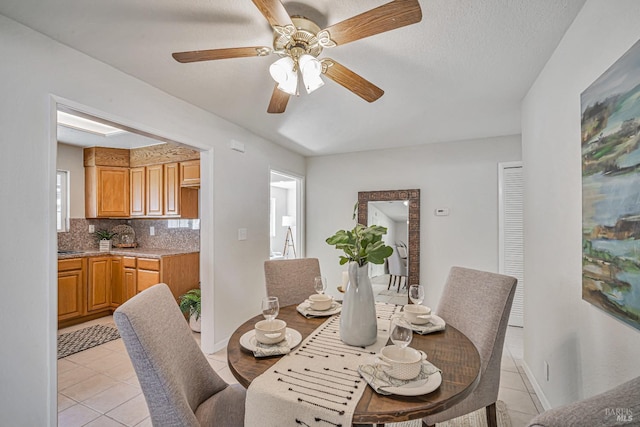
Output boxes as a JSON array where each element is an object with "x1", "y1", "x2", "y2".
[
  {"x1": 387, "y1": 274, "x2": 392, "y2": 290},
  {"x1": 486, "y1": 402, "x2": 497, "y2": 427}
]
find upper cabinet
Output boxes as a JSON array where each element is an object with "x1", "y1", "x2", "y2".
[
  {"x1": 84, "y1": 148, "x2": 131, "y2": 218},
  {"x1": 85, "y1": 144, "x2": 199, "y2": 219},
  {"x1": 180, "y1": 160, "x2": 200, "y2": 188}
]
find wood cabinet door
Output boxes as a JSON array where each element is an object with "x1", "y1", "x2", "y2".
[
  {"x1": 97, "y1": 167, "x2": 130, "y2": 217},
  {"x1": 130, "y1": 167, "x2": 146, "y2": 217},
  {"x1": 137, "y1": 269, "x2": 161, "y2": 293},
  {"x1": 164, "y1": 163, "x2": 180, "y2": 216},
  {"x1": 88, "y1": 257, "x2": 111, "y2": 312},
  {"x1": 146, "y1": 164, "x2": 163, "y2": 216},
  {"x1": 58, "y1": 267, "x2": 85, "y2": 321},
  {"x1": 180, "y1": 160, "x2": 200, "y2": 187},
  {"x1": 124, "y1": 267, "x2": 137, "y2": 301},
  {"x1": 110, "y1": 257, "x2": 124, "y2": 308}
]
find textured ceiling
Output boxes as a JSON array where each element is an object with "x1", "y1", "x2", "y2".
[{"x1": 0, "y1": 0, "x2": 586, "y2": 156}]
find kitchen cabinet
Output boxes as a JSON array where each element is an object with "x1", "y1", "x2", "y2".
[
  {"x1": 164, "y1": 163, "x2": 180, "y2": 216},
  {"x1": 180, "y1": 160, "x2": 200, "y2": 187},
  {"x1": 123, "y1": 256, "x2": 137, "y2": 302},
  {"x1": 137, "y1": 257, "x2": 161, "y2": 293},
  {"x1": 146, "y1": 164, "x2": 163, "y2": 216},
  {"x1": 58, "y1": 252, "x2": 199, "y2": 328},
  {"x1": 87, "y1": 256, "x2": 112, "y2": 312},
  {"x1": 130, "y1": 167, "x2": 145, "y2": 217},
  {"x1": 85, "y1": 166, "x2": 130, "y2": 218},
  {"x1": 58, "y1": 258, "x2": 86, "y2": 322},
  {"x1": 110, "y1": 257, "x2": 125, "y2": 308}
]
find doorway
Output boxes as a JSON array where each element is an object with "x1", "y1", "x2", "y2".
[
  {"x1": 269, "y1": 170, "x2": 304, "y2": 259},
  {"x1": 53, "y1": 101, "x2": 215, "y2": 419}
]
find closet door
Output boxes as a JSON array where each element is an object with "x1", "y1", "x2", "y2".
[{"x1": 499, "y1": 162, "x2": 524, "y2": 327}]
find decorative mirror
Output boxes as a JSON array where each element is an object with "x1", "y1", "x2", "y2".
[{"x1": 357, "y1": 189, "x2": 420, "y2": 290}]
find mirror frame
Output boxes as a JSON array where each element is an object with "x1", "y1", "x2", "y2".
[{"x1": 358, "y1": 189, "x2": 420, "y2": 288}]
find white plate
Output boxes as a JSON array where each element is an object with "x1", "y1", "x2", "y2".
[
  {"x1": 380, "y1": 369, "x2": 443, "y2": 396},
  {"x1": 297, "y1": 301, "x2": 342, "y2": 317},
  {"x1": 239, "y1": 328, "x2": 302, "y2": 352},
  {"x1": 415, "y1": 314, "x2": 445, "y2": 327}
]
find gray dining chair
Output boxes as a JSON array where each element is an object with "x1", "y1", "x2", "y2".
[
  {"x1": 264, "y1": 258, "x2": 321, "y2": 307},
  {"x1": 422, "y1": 266, "x2": 517, "y2": 427},
  {"x1": 114, "y1": 283, "x2": 246, "y2": 426},
  {"x1": 526, "y1": 376, "x2": 640, "y2": 427}
]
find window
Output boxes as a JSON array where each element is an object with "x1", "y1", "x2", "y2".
[{"x1": 57, "y1": 170, "x2": 69, "y2": 232}]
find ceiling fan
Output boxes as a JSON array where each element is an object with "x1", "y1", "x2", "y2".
[{"x1": 172, "y1": 0, "x2": 422, "y2": 113}]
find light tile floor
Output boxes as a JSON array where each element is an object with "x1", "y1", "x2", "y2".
[{"x1": 58, "y1": 317, "x2": 540, "y2": 426}]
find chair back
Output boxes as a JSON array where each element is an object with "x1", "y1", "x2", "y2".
[
  {"x1": 435, "y1": 267, "x2": 517, "y2": 411},
  {"x1": 388, "y1": 247, "x2": 407, "y2": 276},
  {"x1": 114, "y1": 283, "x2": 228, "y2": 427},
  {"x1": 264, "y1": 258, "x2": 321, "y2": 307}
]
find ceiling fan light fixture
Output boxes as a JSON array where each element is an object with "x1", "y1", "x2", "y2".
[
  {"x1": 299, "y1": 54, "x2": 324, "y2": 94},
  {"x1": 270, "y1": 57, "x2": 298, "y2": 95}
]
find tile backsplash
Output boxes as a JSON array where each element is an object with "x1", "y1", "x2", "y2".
[{"x1": 58, "y1": 218, "x2": 200, "y2": 252}]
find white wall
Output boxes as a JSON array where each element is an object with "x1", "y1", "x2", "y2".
[
  {"x1": 56, "y1": 143, "x2": 85, "y2": 218},
  {"x1": 0, "y1": 16, "x2": 304, "y2": 425},
  {"x1": 306, "y1": 135, "x2": 522, "y2": 306},
  {"x1": 522, "y1": 0, "x2": 640, "y2": 408}
]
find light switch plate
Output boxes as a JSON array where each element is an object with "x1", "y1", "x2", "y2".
[
  {"x1": 150, "y1": 226, "x2": 155, "y2": 236},
  {"x1": 88, "y1": 224, "x2": 95, "y2": 233},
  {"x1": 238, "y1": 228, "x2": 247, "y2": 240},
  {"x1": 435, "y1": 207, "x2": 450, "y2": 216}
]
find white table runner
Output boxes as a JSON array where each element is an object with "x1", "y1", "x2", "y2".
[{"x1": 245, "y1": 302, "x2": 401, "y2": 427}]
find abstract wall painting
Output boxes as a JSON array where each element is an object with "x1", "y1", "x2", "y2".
[{"x1": 582, "y1": 39, "x2": 640, "y2": 330}]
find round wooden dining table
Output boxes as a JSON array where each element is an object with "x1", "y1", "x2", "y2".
[{"x1": 227, "y1": 305, "x2": 481, "y2": 426}]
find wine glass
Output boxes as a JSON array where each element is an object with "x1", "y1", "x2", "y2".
[
  {"x1": 409, "y1": 284, "x2": 425, "y2": 305},
  {"x1": 389, "y1": 315, "x2": 413, "y2": 351},
  {"x1": 262, "y1": 296, "x2": 279, "y2": 322},
  {"x1": 314, "y1": 276, "x2": 327, "y2": 294}
]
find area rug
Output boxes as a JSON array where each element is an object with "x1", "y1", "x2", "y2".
[
  {"x1": 387, "y1": 400, "x2": 511, "y2": 427},
  {"x1": 57, "y1": 324, "x2": 120, "y2": 359}
]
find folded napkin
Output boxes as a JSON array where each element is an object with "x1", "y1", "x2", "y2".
[
  {"x1": 358, "y1": 361, "x2": 441, "y2": 395},
  {"x1": 409, "y1": 315, "x2": 446, "y2": 335},
  {"x1": 252, "y1": 338, "x2": 291, "y2": 358},
  {"x1": 295, "y1": 301, "x2": 341, "y2": 318}
]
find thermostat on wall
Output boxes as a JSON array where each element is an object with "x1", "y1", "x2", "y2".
[{"x1": 435, "y1": 207, "x2": 450, "y2": 216}]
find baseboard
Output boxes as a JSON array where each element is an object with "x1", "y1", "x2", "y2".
[
  {"x1": 212, "y1": 336, "x2": 230, "y2": 354},
  {"x1": 521, "y1": 360, "x2": 552, "y2": 410}
]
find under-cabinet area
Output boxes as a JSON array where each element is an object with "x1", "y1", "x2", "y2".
[{"x1": 57, "y1": 250, "x2": 199, "y2": 328}]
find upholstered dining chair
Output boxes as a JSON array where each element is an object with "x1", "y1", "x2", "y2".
[
  {"x1": 114, "y1": 283, "x2": 246, "y2": 427},
  {"x1": 264, "y1": 258, "x2": 321, "y2": 307},
  {"x1": 422, "y1": 267, "x2": 517, "y2": 427}
]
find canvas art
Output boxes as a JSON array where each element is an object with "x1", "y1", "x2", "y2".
[{"x1": 582, "y1": 39, "x2": 640, "y2": 330}]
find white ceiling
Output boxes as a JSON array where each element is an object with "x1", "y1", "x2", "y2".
[{"x1": 0, "y1": 0, "x2": 586, "y2": 156}]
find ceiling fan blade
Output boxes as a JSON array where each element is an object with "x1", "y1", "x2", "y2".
[
  {"x1": 320, "y1": 0, "x2": 422, "y2": 46},
  {"x1": 323, "y1": 60, "x2": 384, "y2": 103},
  {"x1": 252, "y1": 0, "x2": 294, "y2": 28},
  {"x1": 172, "y1": 47, "x2": 270, "y2": 63},
  {"x1": 267, "y1": 84, "x2": 290, "y2": 113}
]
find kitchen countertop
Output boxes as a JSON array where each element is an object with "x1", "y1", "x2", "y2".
[{"x1": 57, "y1": 248, "x2": 199, "y2": 260}]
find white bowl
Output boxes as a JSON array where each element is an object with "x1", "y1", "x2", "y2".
[
  {"x1": 254, "y1": 319, "x2": 287, "y2": 344},
  {"x1": 378, "y1": 345, "x2": 427, "y2": 380},
  {"x1": 308, "y1": 294, "x2": 333, "y2": 311},
  {"x1": 403, "y1": 304, "x2": 432, "y2": 325}
]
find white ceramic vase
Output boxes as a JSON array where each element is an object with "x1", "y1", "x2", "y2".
[
  {"x1": 340, "y1": 261, "x2": 378, "y2": 346},
  {"x1": 189, "y1": 312, "x2": 201, "y2": 333}
]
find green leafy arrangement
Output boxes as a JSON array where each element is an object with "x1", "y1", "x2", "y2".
[
  {"x1": 179, "y1": 288, "x2": 201, "y2": 320},
  {"x1": 326, "y1": 205, "x2": 393, "y2": 267},
  {"x1": 94, "y1": 229, "x2": 117, "y2": 240}
]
